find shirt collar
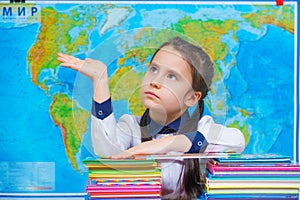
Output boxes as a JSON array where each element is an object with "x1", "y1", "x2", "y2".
[{"x1": 147, "y1": 111, "x2": 191, "y2": 136}]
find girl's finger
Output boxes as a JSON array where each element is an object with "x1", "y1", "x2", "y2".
[
  {"x1": 57, "y1": 53, "x2": 80, "y2": 63},
  {"x1": 111, "y1": 152, "x2": 134, "y2": 159},
  {"x1": 58, "y1": 53, "x2": 74, "y2": 60},
  {"x1": 59, "y1": 63, "x2": 75, "y2": 68}
]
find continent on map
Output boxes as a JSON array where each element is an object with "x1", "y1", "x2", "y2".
[
  {"x1": 50, "y1": 93, "x2": 89, "y2": 170},
  {"x1": 27, "y1": 4, "x2": 133, "y2": 171},
  {"x1": 110, "y1": 66, "x2": 145, "y2": 116}
]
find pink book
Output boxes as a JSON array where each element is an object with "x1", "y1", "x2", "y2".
[
  {"x1": 206, "y1": 160, "x2": 300, "y2": 175},
  {"x1": 86, "y1": 185, "x2": 161, "y2": 191}
]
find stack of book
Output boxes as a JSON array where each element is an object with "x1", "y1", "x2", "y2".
[
  {"x1": 200, "y1": 153, "x2": 300, "y2": 200},
  {"x1": 83, "y1": 158, "x2": 162, "y2": 199}
]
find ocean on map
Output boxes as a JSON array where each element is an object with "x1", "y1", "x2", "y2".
[
  {"x1": 0, "y1": 24, "x2": 87, "y2": 192},
  {"x1": 226, "y1": 25, "x2": 294, "y2": 155}
]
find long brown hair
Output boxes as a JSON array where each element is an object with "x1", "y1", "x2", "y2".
[{"x1": 140, "y1": 37, "x2": 214, "y2": 198}]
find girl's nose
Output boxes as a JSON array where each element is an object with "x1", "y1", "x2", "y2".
[
  {"x1": 150, "y1": 81, "x2": 161, "y2": 89},
  {"x1": 150, "y1": 76, "x2": 162, "y2": 89}
]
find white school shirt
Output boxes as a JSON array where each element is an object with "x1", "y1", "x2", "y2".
[{"x1": 91, "y1": 100, "x2": 245, "y2": 198}]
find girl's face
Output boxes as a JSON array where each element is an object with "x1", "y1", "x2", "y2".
[{"x1": 140, "y1": 46, "x2": 200, "y2": 124}]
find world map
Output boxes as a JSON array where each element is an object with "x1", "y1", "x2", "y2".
[{"x1": 0, "y1": 1, "x2": 296, "y2": 193}]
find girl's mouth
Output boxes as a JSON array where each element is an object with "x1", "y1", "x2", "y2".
[{"x1": 145, "y1": 91, "x2": 159, "y2": 99}]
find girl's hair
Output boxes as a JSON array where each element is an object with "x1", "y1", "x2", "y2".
[{"x1": 140, "y1": 36, "x2": 214, "y2": 198}]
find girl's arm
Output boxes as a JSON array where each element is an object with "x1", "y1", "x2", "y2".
[
  {"x1": 198, "y1": 116, "x2": 245, "y2": 153},
  {"x1": 57, "y1": 53, "x2": 133, "y2": 157},
  {"x1": 112, "y1": 115, "x2": 245, "y2": 159},
  {"x1": 57, "y1": 53, "x2": 110, "y2": 103},
  {"x1": 111, "y1": 135, "x2": 192, "y2": 159}
]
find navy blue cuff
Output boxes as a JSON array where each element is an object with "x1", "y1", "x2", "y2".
[
  {"x1": 185, "y1": 131, "x2": 208, "y2": 153},
  {"x1": 92, "y1": 98, "x2": 113, "y2": 120}
]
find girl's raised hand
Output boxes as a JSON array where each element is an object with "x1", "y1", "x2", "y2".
[
  {"x1": 57, "y1": 53, "x2": 108, "y2": 82},
  {"x1": 57, "y1": 53, "x2": 84, "y2": 70}
]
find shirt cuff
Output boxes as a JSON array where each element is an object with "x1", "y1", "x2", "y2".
[
  {"x1": 92, "y1": 98, "x2": 113, "y2": 120},
  {"x1": 185, "y1": 131, "x2": 208, "y2": 153}
]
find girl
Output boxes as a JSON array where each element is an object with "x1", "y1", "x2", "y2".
[{"x1": 57, "y1": 37, "x2": 245, "y2": 199}]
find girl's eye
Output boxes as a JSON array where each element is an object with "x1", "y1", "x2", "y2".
[
  {"x1": 149, "y1": 66, "x2": 158, "y2": 73},
  {"x1": 167, "y1": 73, "x2": 177, "y2": 80}
]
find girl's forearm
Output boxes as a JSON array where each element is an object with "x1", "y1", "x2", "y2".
[
  {"x1": 163, "y1": 135, "x2": 192, "y2": 153},
  {"x1": 81, "y1": 58, "x2": 111, "y2": 103},
  {"x1": 134, "y1": 135, "x2": 192, "y2": 154},
  {"x1": 93, "y1": 73, "x2": 110, "y2": 103}
]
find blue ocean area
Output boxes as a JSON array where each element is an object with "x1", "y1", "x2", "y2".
[
  {"x1": 226, "y1": 25, "x2": 294, "y2": 155},
  {"x1": 112, "y1": 100, "x2": 132, "y2": 120},
  {"x1": 89, "y1": 34, "x2": 122, "y2": 75},
  {"x1": 0, "y1": 25, "x2": 87, "y2": 192},
  {"x1": 53, "y1": 4, "x2": 78, "y2": 11},
  {"x1": 234, "y1": 5, "x2": 254, "y2": 12},
  {"x1": 134, "y1": 3, "x2": 199, "y2": 13},
  {"x1": 56, "y1": 67, "x2": 77, "y2": 95}
]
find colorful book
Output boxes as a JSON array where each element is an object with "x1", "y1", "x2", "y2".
[
  {"x1": 214, "y1": 153, "x2": 291, "y2": 163},
  {"x1": 204, "y1": 187, "x2": 300, "y2": 195},
  {"x1": 83, "y1": 158, "x2": 162, "y2": 199},
  {"x1": 89, "y1": 178, "x2": 161, "y2": 186},
  {"x1": 201, "y1": 153, "x2": 300, "y2": 198},
  {"x1": 204, "y1": 177, "x2": 300, "y2": 189},
  {"x1": 206, "y1": 160, "x2": 300, "y2": 175},
  {"x1": 200, "y1": 193, "x2": 299, "y2": 200},
  {"x1": 84, "y1": 158, "x2": 158, "y2": 169}
]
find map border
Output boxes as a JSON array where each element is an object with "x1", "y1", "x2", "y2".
[
  {"x1": 0, "y1": 0, "x2": 298, "y2": 161},
  {"x1": 0, "y1": 0, "x2": 299, "y2": 196}
]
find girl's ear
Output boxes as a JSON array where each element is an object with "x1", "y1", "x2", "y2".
[{"x1": 185, "y1": 91, "x2": 202, "y2": 107}]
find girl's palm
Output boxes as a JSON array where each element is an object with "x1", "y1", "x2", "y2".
[{"x1": 57, "y1": 53, "x2": 107, "y2": 81}]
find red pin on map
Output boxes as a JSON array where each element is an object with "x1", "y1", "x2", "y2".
[{"x1": 276, "y1": 0, "x2": 284, "y2": 5}]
